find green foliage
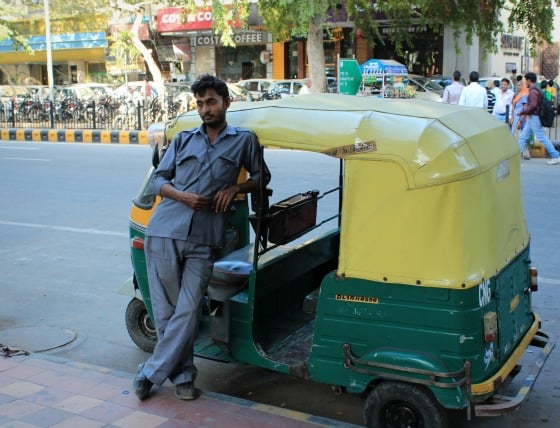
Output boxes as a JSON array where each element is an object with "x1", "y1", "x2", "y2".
[
  {"x1": 0, "y1": 2, "x2": 31, "y2": 52},
  {"x1": 109, "y1": 29, "x2": 141, "y2": 64},
  {"x1": 509, "y1": 0, "x2": 555, "y2": 55}
]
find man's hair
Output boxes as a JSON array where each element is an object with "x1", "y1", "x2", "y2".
[
  {"x1": 191, "y1": 74, "x2": 229, "y2": 100},
  {"x1": 452, "y1": 70, "x2": 461, "y2": 81},
  {"x1": 541, "y1": 80, "x2": 549, "y2": 89},
  {"x1": 468, "y1": 71, "x2": 479, "y2": 83},
  {"x1": 501, "y1": 78, "x2": 510, "y2": 85},
  {"x1": 525, "y1": 72, "x2": 537, "y2": 83},
  {"x1": 493, "y1": 80, "x2": 500, "y2": 88}
]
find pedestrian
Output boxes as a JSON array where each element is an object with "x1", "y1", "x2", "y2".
[
  {"x1": 493, "y1": 78, "x2": 514, "y2": 124},
  {"x1": 299, "y1": 78, "x2": 312, "y2": 95},
  {"x1": 458, "y1": 71, "x2": 488, "y2": 109},
  {"x1": 516, "y1": 72, "x2": 560, "y2": 164},
  {"x1": 546, "y1": 79, "x2": 557, "y2": 101},
  {"x1": 142, "y1": 76, "x2": 152, "y2": 97},
  {"x1": 485, "y1": 80, "x2": 496, "y2": 113},
  {"x1": 509, "y1": 68, "x2": 517, "y2": 86},
  {"x1": 510, "y1": 77, "x2": 529, "y2": 136},
  {"x1": 442, "y1": 70, "x2": 463, "y2": 104},
  {"x1": 541, "y1": 80, "x2": 553, "y2": 102},
  {"x1": 133, "y1": 74, "x2": 271, "y2": 401}
]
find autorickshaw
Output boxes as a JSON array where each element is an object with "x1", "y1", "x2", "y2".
[{"x1": 119, "y1": 94, "x2": 554, "y2": 427}]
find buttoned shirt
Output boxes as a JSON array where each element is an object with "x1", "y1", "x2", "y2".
[
  {"x1": 458, "y1": 82, "x2": 488, "y2": 109},
  {"x1": 442, "y1": 82, "x2": 463, "y2": 104},
  {"x1": 493, "y1": 88, "x2": 514, "y2": 118},
  {"x1": 147, "y1": 125, "x2": 270, "y2": 246}
]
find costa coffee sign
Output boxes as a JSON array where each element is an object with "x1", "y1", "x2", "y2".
[{"x1": 158, "y1": 6, "x2": 240, "y2": 32}]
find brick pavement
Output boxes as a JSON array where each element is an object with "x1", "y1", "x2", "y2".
[{"x1": 0, "y1": 351, "x2": 362, "y2": 428}]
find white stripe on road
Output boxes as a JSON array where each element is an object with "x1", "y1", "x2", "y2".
[
  {"x1": 0, "y1": 147, "x2": 40, "y2": 150},
  {"x1": 0, "y1": 219, "x2": 128, "y2": 237},
  {"x1": 3, "y1": 157, "x2": 50, "y2": 161}
]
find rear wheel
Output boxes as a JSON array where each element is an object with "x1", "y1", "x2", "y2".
[
  {"x1": 364, "y1": 381, "x2": 448, "y2": 428},
  {"x1": 125, "y1": 297, "x2": 157, "y2": 353}
]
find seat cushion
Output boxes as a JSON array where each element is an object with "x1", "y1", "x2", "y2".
[{"x1": 207, "y1": 251, "x2": 252, "y2": 301}]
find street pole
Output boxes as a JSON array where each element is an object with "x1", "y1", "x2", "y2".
[{"x1": 44, "y1": 0, "x2": 55, "y2": 127}]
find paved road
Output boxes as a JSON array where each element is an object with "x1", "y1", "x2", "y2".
[{"x1": 0, "y1": 141, "x2": 558, "y2": 427}]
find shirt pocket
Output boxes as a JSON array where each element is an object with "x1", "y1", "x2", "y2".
[
  {"x1": 212, "y1": 155, "x2": 239, "y2": 189},
  {"x1": 174, "y1": 154, "x2": 202, "y2": 190}
]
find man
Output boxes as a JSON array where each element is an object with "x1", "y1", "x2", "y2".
[
  {"x1": 133, "y1": 74, "x2": 271, "y2": 401},
  {"x1": 517, "y1": 72, "x2": 560, "y2": 165},
  {"x1": 493, "y1": 78, "x2": 514, "y2": 124},
  {"x1": 299, "y1": 78, "x2": 312, "y2": 95},
  {"x1": 458, "y1": 71, "x2": 488, "y2": 109},
  {"x1": 485, "y1": 80, "x2": 496, "y2": 114},
  {"x1": 442, "y1": 70, "x2": 463, "y2": 104}
]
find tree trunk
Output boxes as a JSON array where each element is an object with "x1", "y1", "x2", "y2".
[
  {"x1": 307, "y1": 13, "x2": 326, "y2": 93},
  {"x1": 130, "y1": 8, "x2": 165, "y2": 115}
]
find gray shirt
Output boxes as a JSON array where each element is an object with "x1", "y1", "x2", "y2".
[{"x1": 146, "y1": 124, "x2": 270, "y2": 246}]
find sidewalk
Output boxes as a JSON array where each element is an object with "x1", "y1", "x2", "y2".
[{"x1": 0, "y1": 349, "x2": 362, "y2": 428}]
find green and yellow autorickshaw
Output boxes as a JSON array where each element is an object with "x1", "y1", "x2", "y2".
[{"x1": 119, "y1": 94, "x2": 553, "y2": 427}]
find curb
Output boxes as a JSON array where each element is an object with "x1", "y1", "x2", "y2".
[{"x1": 0, "y1": 128, "x2": 148, "y2": 144}]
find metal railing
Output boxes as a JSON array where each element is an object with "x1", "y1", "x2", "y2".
[{"x1": 0, "y1": 94, "x2": 193, "y2": 131}]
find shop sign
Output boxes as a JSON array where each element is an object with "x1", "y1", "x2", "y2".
[
  {"x1": 157, "y1": 6, "x2": 242, "y2": 32},
  {"x1": 192, "y1": 32, "x2": 265, "y2": 46}
]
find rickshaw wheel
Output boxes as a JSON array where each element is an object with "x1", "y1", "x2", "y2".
[
  {"x1": 364, "y1": 381, "x2": 448, "y2": 428},
  {"x1": 125, "y1": 298, "x2": 157, "y2": 353}
]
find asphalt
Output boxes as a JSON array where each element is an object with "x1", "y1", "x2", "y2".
[{"x1": 0, "y1": 346, "x2": 362, "y2": 428}]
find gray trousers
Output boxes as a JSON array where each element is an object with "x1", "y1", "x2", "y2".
[{"x1": 142, "y1": 236, "x2": 214, "y2": 386}]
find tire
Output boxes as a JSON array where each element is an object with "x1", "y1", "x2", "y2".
[
  {"x1": 125, "y1": 298, "x2": 157, "y2": 353},
  {"x1": 364, "y1": 381, "x2": 448, "y2": 428}
]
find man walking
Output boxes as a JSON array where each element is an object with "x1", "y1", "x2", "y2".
[
  {"x1": 493, "y1": 78, "x2": 514, "y2": 124},
  {"x1": 458, "y1": 71, "x2": 488, "y2": 109},
  {"x1": 442, "y1": 70, "x2": 463, "y2": 104},
  {"x1": 133, "y1": 74, "x2": 271, "y2": 401},
  {"x1": 517, "y1": 72, "x2": 560, "y2": 164}
]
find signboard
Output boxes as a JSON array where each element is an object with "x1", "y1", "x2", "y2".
[
  {"x1": 338, "y1": 58, "x2": 362, "y2": 95},
  {"x1": 157, "y1": 6, "x2": 241, "y2": 33}
]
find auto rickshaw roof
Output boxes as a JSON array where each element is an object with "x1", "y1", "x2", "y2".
[{"x1": 168, "y1": 93, "x2": 517, "y2": 189}]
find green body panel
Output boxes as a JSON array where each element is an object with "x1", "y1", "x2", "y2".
[{"x1": 306, "y1": 247, "x2": 533, "y2": 409}]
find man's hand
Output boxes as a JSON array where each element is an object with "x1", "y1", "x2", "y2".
[
  {"x1": 179, "y1": 192, "x2": 212, "y2": 211},
  {"x1": 212, "y1": 185, "x2": 240, "y2": 213}
]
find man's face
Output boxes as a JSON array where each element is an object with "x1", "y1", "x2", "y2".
[
  {"x1": 195, "y1": 88, "x2": 230, "y2": 128},
  {"x1": 501, "y1": 81, "x2": 509, "y2": 91}
]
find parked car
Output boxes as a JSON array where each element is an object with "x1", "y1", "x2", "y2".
[
  {"x1": 404, "y1": 75, "x2": 444, "y2": 102},
  {"x1": 268, "y1": 79, "x2": 305, "y2": 98},
  {"x1": 237, "y1": 79, "x2": 276, "y2": 99},
  {"x1": 429, "y1": 74, "x2": 467, "y2": 88}
]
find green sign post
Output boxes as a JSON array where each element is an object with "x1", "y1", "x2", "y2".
[{"x1": 338, "y1": 59, "x2": 362, "y2": 95}]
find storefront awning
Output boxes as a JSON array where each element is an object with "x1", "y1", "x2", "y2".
[{"x1": 0, "y1": 48, "x2": 107, "y2": 65}]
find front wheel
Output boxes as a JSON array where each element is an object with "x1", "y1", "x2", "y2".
[
  {"x1": 125, "y1": 297, "x2": 157, "y2": 353},
  {"x1": 364, "y1": 381, "x2": 448, "y2": 428}
]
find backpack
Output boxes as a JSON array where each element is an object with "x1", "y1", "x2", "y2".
[{"x1": 533, "y1": 87, "x2": 555, "y2": 127}]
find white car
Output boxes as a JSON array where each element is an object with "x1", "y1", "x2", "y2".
[
  {"x1": 237, "y1": 79, "x2": 276, "y2": 99},
  {"x1": 268, "y1": 79, "x2": 305, "y2": 98},
  {"x1": 404, "y1": 75, "x2": 444, "y2": 102}
]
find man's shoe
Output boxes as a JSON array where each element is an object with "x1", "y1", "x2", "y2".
[
  {"x1": 175, "y1": 381, "x2": 199, "y2": 400},
  {"x1": 546, "y1": 157, "x2": 560, "y2": 165},
  {"x1": 133, "y1": 364, "x2": 153, "y2": 401}
]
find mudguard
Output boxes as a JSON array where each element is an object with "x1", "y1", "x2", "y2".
[{"x1": 343, "y1": 344, "x2": 469, "y2": 409}]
